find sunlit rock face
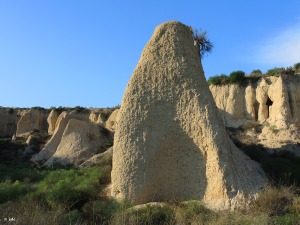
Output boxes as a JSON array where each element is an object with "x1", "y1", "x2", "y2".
[{"x1": 111, "y1": 21, "x2": 265, "y2": 210}]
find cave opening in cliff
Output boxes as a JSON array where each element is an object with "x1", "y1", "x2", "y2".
[
  {"x1": 254, "y1": 101, "x2": 259, "y2": 121},
  {"x1": 266, "y1": 96, "x2": 273, "y2": 118}
]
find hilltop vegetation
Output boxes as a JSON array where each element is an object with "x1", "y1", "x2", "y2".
[{"x1": 207, "y1": 62, "x2": 300, "y2": 85}]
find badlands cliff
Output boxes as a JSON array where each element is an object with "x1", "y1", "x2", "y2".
[{"x1": 209, "y1": 75, "x2": 300, "y2": 152}]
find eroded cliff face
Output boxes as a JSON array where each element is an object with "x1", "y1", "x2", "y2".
[
  {"x1": 209, "y1": 75, "x2": 300, "y2": 152},
  {"x1": 0, "y1": 108, "x2": 28, "y2": 137},
  {"x1": 210, "y1": 75, "x2": 300, "y2": 128}
]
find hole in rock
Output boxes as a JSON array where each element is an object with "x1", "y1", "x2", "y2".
[
  {"x1": 253, "y1": 101, "x2": 259, "y2": 121},
  {"x1": 266, "y1": 96, "x2": 273, "y2": 118}
]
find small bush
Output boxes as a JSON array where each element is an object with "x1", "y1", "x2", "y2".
[
  {"x1": 83, "y1": 200, "x2": 128, "y2": 224},
  {"x1": 290, "y1": 196, "x2": 300, "y2": 214},
  {"x1": 284, "y1": 66, "x2": 295, "y2": 76},
  {"x1": 7, "y1": 108, "x2": 15, "y2": 114},
  {"x1": 265, "y1": 67, "x2": 284, "y2": 76},
  {"x1": 0, "y1": 180, "x2": 30, "y2": 203},
  {"x1": 175, "y1": 201, "x2": 217, "y2": 224},
  {"x1": 233, "y1": 137, "x2": 300, "y2": 186},
  {"x1": 294, "y1": 62, "x2": 300, "y2": 72},
  {"x1": 113, "y1": 204, "x2": 175, "y2": 225},
  {"x1": 59, "y1": 209, "x2": 83, "y2": 225},
  {"x1": 250, "y1": 69, "x2": 263, "y2": 77},
  {"x1": 229, "y1": 70, "x2": 245, "y2": 84},
  {"x1": 31, "y1": 106, "x2": 45, "y2": 110},
  {"x1": 252, "y1": 186, "x2": 294, "y2": 216},
  {"x1": 35, "y1": 167, "x2": 102, "y2": 208},
  {"x1": 207, "y1": 74, "x2": 229, "y2": 85},
  {"x1": 0, "y1": 163, "x2": 45, "y2": 183},
  {"x1": 74, "y1": 106, "x2": 86, "y2": 113},
  {"x1": 269, "y1": 125, "x2": 280, "y2": 134}
]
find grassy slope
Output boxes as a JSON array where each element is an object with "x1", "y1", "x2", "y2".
[{"x1": 1, "y1": 138, "x2": 300, "y2": 225}]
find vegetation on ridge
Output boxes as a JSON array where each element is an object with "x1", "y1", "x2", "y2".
[{"x1": 208, "y1": 62, "x2": 300, "y2": 86}]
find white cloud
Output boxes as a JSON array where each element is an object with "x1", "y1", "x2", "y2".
[{"x1": 257, "y1": 23, "x2": 300, "y2": 66}]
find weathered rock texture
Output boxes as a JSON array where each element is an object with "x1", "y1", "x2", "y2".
[
  {"x1": 80, "y1": 147, "x2": 113, "y2": 168},
  {"x1": 32, "y1": 110, "x2": 113, "y2": 166},
  {"x1": 0, "y1": 108, "x2": 21, "y2": 137},
  {"x1": 31, "y1": 111, "x2": 71, "y2": 163},
  {"x1": 209, "y1": 75, "x2": 300, "y2": 153},
  {"x1": 89, "y1": 111, "x2": 99, "y2": 123},
  {"x1": 111, "y1": 21, "x2": 265, "y2": 210},
  {"x1": 47, "y1": 109, "x2": 59, "y2": 135},
  {"x1": 43, "y1": 119, "x2": 111, "y2": 167},
  {"x1": 105, "y1": 109, "x2": 119, "y2": 131},
  {"x1": 16, "y1": 108, "x2": 49, "y2": 137},
  {"x1": 210, "y1": 75, "x2": 300, "y2": 129}
]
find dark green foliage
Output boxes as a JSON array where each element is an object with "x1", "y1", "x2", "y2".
[
  {"x1": 0, "y1": 163, "x2": 44, "y2": 183},
  {"x1": 207, "y1": 74, "x2": 229, "y2": 85},
  {"x1": 54, "y1": 106, "x2": 66, "y2": 114},
  {"x1": 35, "y1": 167, "x2": 102, "y2": 208},
  {"x1": 250, "y1": 69, "x2": 263, "y2": 77},
  {"x1": 294, "y1": 62, "x2": 300, "y2": 72},
  {"x1": 0, "y1": 138, "x2": 26, "y2": 162},
  {"x1": 31, "y1": 106, "x2": 46, "y2": 110},
  {"x1": 7, "y1": 108, "x2": 15, "y2": 114},
  {"x1": 59, "y1": 210, "x2": 83, "y2": 225},
  {"x1": 265, "y1": 67, "x2": 283, "y2": 76},
  {"x1": 0, "y1": 180, "x2": 30, "y2": 203},
  {"x1": 208, "y1": 71, "x2": 245, "y2": 86},
  {"x1": 234, "y1": 139, "x2": 300, "y2": 186},
  {"x1": 229, "y1": 70, "x2": 245, "y2": 84},
  {"x1": 83, "y1": 200, "x2": 129, "y2": 224},
  {"x1": 74, "y1": 105, "x2": 86, "y2": 113},
  {"x1": 114, "y1": 204, "x2": 176, "y2": 225},
  {"x1": 191, "y1": 28, "x2": 213, "y2": 59},
  {"x1": 176, "y1": 201, "x2": 217, "y2": 224},
  {"x1": 252, "y1": 186, "x2": 294, "y2": 216}
]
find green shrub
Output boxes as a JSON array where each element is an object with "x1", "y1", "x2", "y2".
[
  {"x1": 290, "y1": 196, "x2": 300, "y2": 214},
  {"x1": 0, "y1": 197, "x2": 65, "y2": 225},
  {"x1": 233, "y1": 139, "x2": 300, "y2": 186},
  {"x1": 294, "y1": 62, "x2": 300, "y2": 72},
  {"x1": 252, "y1": 186, "x2": 294, "y2": 216},
  {"x1": 250, "y1": 69, "x2": 263, "y2": 77},
  {"x1": 7, "y1": 108, "x2": 15, "y2": 114},
  {"x1": 35, "y1": 167, "x2": 102, "y2": 208},
  {"x1": 229, "y1": 70, "x2": 245, "y2": 84},
  {"x1": 207, "y1": 74, "x2": 229, "y2": 85},
  {"x1": 113, "y1": 204, "x2": 175, "y2": 225},
  {"x1": 31, "y1": 106, "x2": 45, "y2": 110},
  {"x1": 284, "y1": 67, "x2": 295, "y2": 76},
  {"x1": 265, "y1": 67, "x2": 284, "y2": 76},
  {"x1": 175, "y1": 201, "x2": 217, "y2": 224},
  {"x1": 270, "y1": 214, "x2": 300, "y2": 225},
  {"x1": 269, "y1": 125, "x2": 280, "y2": 134},
  {"x1": 74, "y1": 106, "x2": 86, "y2": 113},
  {"x1": 59, "y1": 209, "x2": 83, "y2": 225},
  {"x1": 0, "y1": 180, "x2": 30, "y2": 203},
  {"x1": 83, "y1": 200, "x2": 129, "y2": 224}
]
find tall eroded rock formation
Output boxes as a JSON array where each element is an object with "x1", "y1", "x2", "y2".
[
  {"x1": 111, "y1": 21, "x2": 265, "y2": 210},
  {"x1": 47, "y1": 109, "x2": 59, "y2": 135},
  {"x1": 16, "y1": 108, "x2": 49, "y2": 137},
  {"x1": 43, "y1": 119, "x2": 111, "y2": 167}
]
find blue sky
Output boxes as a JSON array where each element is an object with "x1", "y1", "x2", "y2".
[{"x1": 1, "y1": 1, "x2": 300, "y2": 108}]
